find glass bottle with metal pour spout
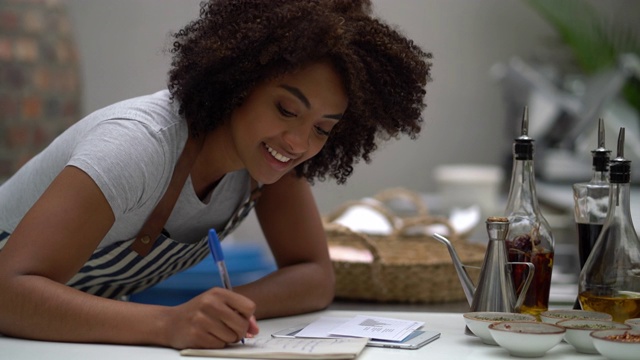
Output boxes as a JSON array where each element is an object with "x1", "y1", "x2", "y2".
[
  {"x1": 578, "y1": 127, "x2": 640, "y2": 322},
  {"x1": 572, "y1": 118, "x2": 611, "y2": 309},
  {"x1": 504, "y1": 106, "x2": 555, "y2": 317}
]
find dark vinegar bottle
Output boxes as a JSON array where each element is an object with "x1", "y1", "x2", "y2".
[
  {"x1": 572, "y1": 118, "x2": 610, "y2": 309},
  {"x1": 579, "y1": 127, "x2": 640, "y2": 322}
]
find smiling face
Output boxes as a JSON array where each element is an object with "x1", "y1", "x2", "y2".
[{"x1": 227, "y1": 61, "x2": 348, "y2": 184}]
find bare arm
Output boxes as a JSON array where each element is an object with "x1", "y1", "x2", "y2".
[
  {"x1": 0, "y1": 166, "x2": 256, "y2": 349},
  {"x1": 235, "y1": 172, "x2": 335, "y2": 319}
]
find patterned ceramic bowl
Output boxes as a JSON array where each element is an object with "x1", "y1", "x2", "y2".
[
  {"x1": 624, "y1": 318, "x2": 640, "y2": 330},
  {"x1": 540, "y1": 309, "x2": 612, "y2": 324},
  {"x1": 462, "y1": 312, "x2": 537, "y2": 345},
  {"x1": 557, "y1": 319, "x2": 631, "y2": 354},
  {"x1": 488, "y1": 321, "x2": 565, "y2": 357},
  {"x1": 591, "y1": 329, "x2": 640, "y2": 360}
]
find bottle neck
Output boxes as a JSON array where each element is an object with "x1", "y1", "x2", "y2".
[
  {"x1": 505, "y1": 158, "x2": 540, "y2": 215},
  {"x1": 604, "y1": 182, "x2": 637, "y2": 231},
  {"x1": 590, "y1": 169, "x2": 609, "y2": 184}
]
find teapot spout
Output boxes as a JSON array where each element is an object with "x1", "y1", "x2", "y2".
[{"x1": 432, "y1": 233, "x2": 475, "y2": 306}]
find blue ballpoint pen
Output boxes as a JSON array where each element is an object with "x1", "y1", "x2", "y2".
[{"x1": 207, "y1": 228, "x2": 245, "y2": 344}]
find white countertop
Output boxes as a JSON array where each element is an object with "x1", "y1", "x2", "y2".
[{"x1": 0, "y1": 309, "x2": 611, "y2": 360}]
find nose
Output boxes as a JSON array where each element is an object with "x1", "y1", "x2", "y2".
[{"x1": 282, "y1": 124, "x2": 311, "y2": 154}]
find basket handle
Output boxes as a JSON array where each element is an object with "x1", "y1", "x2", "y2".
[
  {"x1": 323, "y1": 198, "x2": 401, "y2": 232},
  {"x1": 372, "y1": 187, "x2": 429, "y2": 216},
  {"x1": 324, "y1": 222, "x2": 382, "y2": 262},
  {"x1": 395, "y1": 215, "x2": 461, "y2": 243},
  {"x1": 324, "y1": 222, "x2": 388, "y2": 296}
]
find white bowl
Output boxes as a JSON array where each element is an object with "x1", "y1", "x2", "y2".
[
  {"x1": 462, "y1": 312, "x2": 536, "y2": 345},
  {"x1": 624, "y1": 318, "x2": 640, "y2": 330},
  {"x1": 591, "y1": 329, "x2": 640, "y2": 360},
  {"x1": 540, "y1": 309, "x2": 613, "y2": 324},
  {"x1": 557, "y1": 319, "x2": 631, "y2": 354},
  {"x1": 488, "y1": 321, "x2": 565, "y2": 357}
]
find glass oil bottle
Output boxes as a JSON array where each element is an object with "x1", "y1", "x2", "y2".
[
  {"x1": 504, "y1": 106, "x2": 555, "y2": 317},
  {"x1": 572, "y1": 118, "x2": 611, "y2": 309},
  {"x1": 579, "y1": 127, "x2": 640, "y2": 322}
]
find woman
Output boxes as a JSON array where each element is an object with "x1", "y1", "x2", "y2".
[{"x1": 0, "y1": 0, "x2": 431, "y2": 350}]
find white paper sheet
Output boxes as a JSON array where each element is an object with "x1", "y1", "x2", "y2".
[
  {"x1": 296, "y1": 315, "x2": 423, "y2": 342},
  {"x1": 295, "y1": 317, "x2": 348, "y2": 338},
  {"x1": 329, "y1": 315, "x2": 423, "y2": 341}
]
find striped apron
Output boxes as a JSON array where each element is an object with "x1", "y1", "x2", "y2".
[{"x1": 0, "y1": 186, "x2": 260, "y2": 300}]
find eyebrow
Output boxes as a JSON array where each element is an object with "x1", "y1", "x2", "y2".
[{"x1": 279, "y1": 84, "x2": 343, "y2": 120}]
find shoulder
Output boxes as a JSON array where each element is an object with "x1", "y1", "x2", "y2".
[
  {"x1": 68, "y1": 90, "x2": 189, "y2": 214},
  {"x1": 95, "y1": 90, "x2": 183, "y2": 134},
  {"x1": 73, "y1": 90, "x2": 188, "y2": 163}
]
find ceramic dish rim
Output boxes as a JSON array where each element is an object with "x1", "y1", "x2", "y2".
[
  {"x1": 590, "y1": 329, "x2": 640, "y2": 343},
  {"x1": 463, "y1": 312, "x2": 537, "y2": 323},
  {"x1": 488, "y1": 320, "x2": 566, "y2": 334},
  {"x1": 624, "y1": 318, "x2": 640, "y2": 326},
  {"x1": 540, "y1": 309, "x2": 612, "y2": 319},
  {"x1": 557, "y1": 318, "x2": 632, "y2": 331}
]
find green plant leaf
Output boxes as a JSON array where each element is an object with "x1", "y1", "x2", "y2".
[{"x1": 524, "y1": 0, "x2": 640, "y2": 115}]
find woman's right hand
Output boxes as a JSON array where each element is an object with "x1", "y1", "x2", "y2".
[{"x1": 164, "y1": 287, "x2": 259, "y2": 349}]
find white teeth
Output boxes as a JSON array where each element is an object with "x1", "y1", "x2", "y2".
[{"x1": 265, "y1": 144, "x2": 291, "y2": 163}]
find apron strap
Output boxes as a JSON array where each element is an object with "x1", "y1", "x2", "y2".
[{"x1": 130, "y1": 135, "x2": 203, "y2": 257}]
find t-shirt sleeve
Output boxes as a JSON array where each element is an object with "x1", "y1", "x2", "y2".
[{"x1": 67, "y1": 119, "x2": 173, "y2": 219}]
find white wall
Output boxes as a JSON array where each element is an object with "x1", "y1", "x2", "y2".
[{"x1": 66, "y1": 0, "x2": 560, "y2": 242}]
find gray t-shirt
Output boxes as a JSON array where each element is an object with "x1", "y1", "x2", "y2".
[{"x1": 0, "y1": 90, "x2": 250, "y2": 248}]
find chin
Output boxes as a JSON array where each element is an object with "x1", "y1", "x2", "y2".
[
  {"x1": 250, "y1": 171, "x2": 285, "y2": 185},
  {"x1": 251, "y1": 166, "x2": 297, "y2": 185}
]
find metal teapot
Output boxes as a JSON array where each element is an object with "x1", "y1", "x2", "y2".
[{"x1": 432, "y1": 216, "x2": 534, "y2": 316}]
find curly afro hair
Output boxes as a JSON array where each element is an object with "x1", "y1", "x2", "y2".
[{"x1": 168, "y1": 0, "x2": 432, "y2": 184}]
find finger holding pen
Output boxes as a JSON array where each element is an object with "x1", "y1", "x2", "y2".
[
  {"x1": 207, "y1": 289, "x2": 259, "y2": 341},
  {"x1": 201, "y1": 288, "x2": 257, "y2": 343},
  {"x1": 165, "y1": 287, "x2": 257, "y2": 349}
]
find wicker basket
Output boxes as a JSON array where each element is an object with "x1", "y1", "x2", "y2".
[{"x1": 325, "y1": 188, "x2": 487, "y2": 303}]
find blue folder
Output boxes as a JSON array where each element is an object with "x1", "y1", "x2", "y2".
[{"x1": 129, "y1": 242, "x2": 276, "y2": 306}]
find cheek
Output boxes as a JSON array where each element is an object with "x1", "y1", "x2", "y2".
[
  {"x1": 231, "y1": 110, "x2": 272, "y2": 141},
  {"x1": 305, "y1": 138, "x2": 329, "y2": 159}
]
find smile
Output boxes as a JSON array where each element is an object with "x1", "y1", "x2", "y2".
[{"x1": 264, "y1": 144, "x2": 291, "y2": 163}]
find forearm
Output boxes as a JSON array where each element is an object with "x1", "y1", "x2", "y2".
[
  {"x1": 235, "y1": 260, "x2": 335, "y2": 319},
  {"x1": 0, "y1": 275, "x2": 169, "y2": 345},
  {"x1": 249, "y1": 175, "x2": 336, "y2": 319}
]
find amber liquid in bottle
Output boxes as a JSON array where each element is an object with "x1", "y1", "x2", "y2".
[
  {"x1": 504, "y1": 107, "x2": 554, "y2": 317},
  {"x1": 579, "y1": 292, "x2": 640, "y2": 322},
  {"x1": 509, "y1": 248, "x2": 554, "y2": 315}
]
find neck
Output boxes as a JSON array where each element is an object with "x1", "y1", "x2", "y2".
[{"x1": 189, "y1": 128, "x2": 242, "y2": 199}]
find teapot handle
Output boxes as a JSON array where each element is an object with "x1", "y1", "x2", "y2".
[{"x1": 506, "y1": 261, "x2": 535, "y2": 311}]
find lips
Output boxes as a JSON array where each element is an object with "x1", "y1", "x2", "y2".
[{"x1": 264, "y1": 143, "x2": 292, "y2": 163}]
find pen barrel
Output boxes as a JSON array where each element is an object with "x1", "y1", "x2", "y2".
[{"x1": 217, "y1": 262, "x2": 233, "y2": 290}]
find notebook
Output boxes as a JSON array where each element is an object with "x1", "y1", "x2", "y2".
[{"x1": 180, "y1": 337, "x2": 368, "y2": 359}]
